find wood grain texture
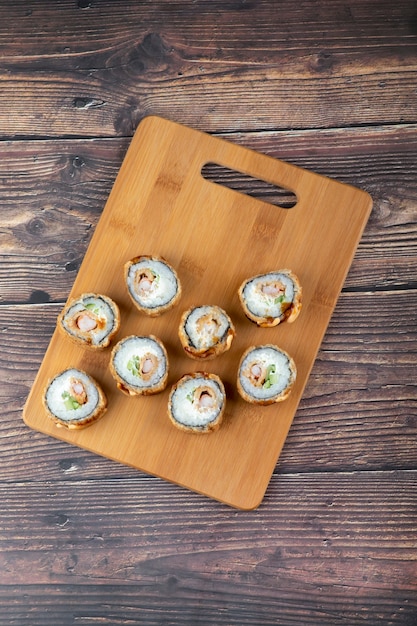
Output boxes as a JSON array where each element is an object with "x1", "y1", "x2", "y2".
[
  {"x1": 0, "y1": 0, "x2": 415, "y2": 136},
  {"x1": 0, "y1": 124, "x2": 415, "y2": 305},
  {"x1": 22, "y1": 116, "x2": 372, "y2": 509},
  {"x1": 2, "y1": 286, "x2": 415, "y2": 484},
  {"x1": 0, "y1": 472, "x2": 416, "y2": 625},
  {"x1": 1, "y1": 0, "x2": 416, "y2": 622}
]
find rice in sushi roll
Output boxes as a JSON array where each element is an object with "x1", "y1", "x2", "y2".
[
  {"x1": 238, "y1": 270, "x2": 301, "y2": 327},
  {"x1": 110, "y1": 335, "x2": 168, "y2": 396},
  {"x1": 168, "y1": 372, "x2": 226, "y2": 433},
  {"x1": 43, "y1": 368, "x2": 107, "y2": 429},
  {"x1": 58, "y1": 293, "x2": 120, "y2": 348},
  {"x1": 237, "y1": 345, "x2": 296, "y2": 405},
  {"x1": 125, "y1": 255, "x2": 181, "y2": 316},
  {"x1": 178, "y1": 305, "x2": 235, "y2": 360}
]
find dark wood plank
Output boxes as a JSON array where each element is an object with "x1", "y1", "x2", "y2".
[
  {"x1": 0, "y1": 472, "x2": 416, "y2": 625},
  {"x1": 2, "y1": 286, "x2": 416, "y2": 481},
  {"x1": 0, "y1": 0, "x2": 415, "y2": 136},
  {"x1": 0, "y1": 1, "x2": 415, "y2": 622},
  {"x1": 0, "y1": 124, "x2": 416, "y2": 305},
  {"x1": 0, "y1": 138, "x2": 129, "y2": 303},
  {"x1": 212, "y1": 124, "x2": 417, "y2": 290}
]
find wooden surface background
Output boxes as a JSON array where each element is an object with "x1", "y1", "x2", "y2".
[{"x1": 0, "y1": 0, "x2": 416, "y2": 624}]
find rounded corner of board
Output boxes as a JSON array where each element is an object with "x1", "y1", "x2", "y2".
[
  {"x1": 347, "y1": 184, "x2": 374, "y2": 215},
  {"x1": 222, "y1": 490, "x2": 267, "y2": 511},
  {"x1": 363, "y1": 189, "x2": 374, "y2": 213},
  {"x1": 22, "y1": 407, "x2": 35, "y2": 430},
  {"x1": 135, "y1": 114, "x2": 171, "y2": 133}
]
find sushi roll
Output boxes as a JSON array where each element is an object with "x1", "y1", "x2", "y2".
[
  {"x1": 178, "y1": 305, "x2": 235, "y2": 360},
  {"x1": 238, "y1": 270, "x2": 302, "y2": 327},
  {"x1": 110, "y1": 335, "x2": 168, "y2": 396},
  {"x1": 237, "y1": 344, "x2": 296, "y2": 405},
  {"x1": 58, "y1": 293, "x2": 120, "y2": 349},
  {"x1": 125, "y1": 255, "x2": 181, "y2": 316},
  {"x1": 43, "y1": 368, "x2": 107, "y2": 429},
  {"x1": 168, "y1": 372, "x2": 226, "y2": 433}
]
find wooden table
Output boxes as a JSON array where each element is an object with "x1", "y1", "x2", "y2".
[{"x1": 1, "y1": 1, "x2": 416, "y2": 623}]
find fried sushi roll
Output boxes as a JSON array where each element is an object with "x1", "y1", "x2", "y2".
[
  {"x1": 237, "y1": 345, "x2": 296, "y2": 405},
  {"x1": 58, "y1": 293, "x2": 120, "y2": 349},
  {"x1": 125, "y1": 255, "x2": 181, "y2": 316},
  {"x1": 168, "y1": 372, "x2": 226, "y2": 433},
  {"x1": 238, "y1": 270, "x2": 301, "y2": 327},
  {"x1": 43, "y1": 368, "x2": 107, "y2": 429},
  {"x1": 110, "y1": 335, "x2": 168, "y2": 396},
  {"x1": 178, "y1": 305, "x2": 235, "y2": 360}
]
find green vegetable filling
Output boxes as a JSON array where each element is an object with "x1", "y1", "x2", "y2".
[
  {"x1": 61, "y1": 391, "x2": 81, "y2": 410},
  {"x1": 84, "y1": 302, "x2": 100, "y2": 315},
  {"x1": 274, "y1": 295, "x2": 285, "y2": 305},
  {"x1": 127, "y1": 355, "x2": 141, "y2": 377},
  {"x1": 263, "y1": 364, "x2": 279, "y2": 389},
  {"x1": 186, "y1": 389, "x2": 196, "y2": 403}
]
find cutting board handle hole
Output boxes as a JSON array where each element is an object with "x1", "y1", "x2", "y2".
[{"x1": 201, "y1": 162, "x2": 297, "y2": 209}]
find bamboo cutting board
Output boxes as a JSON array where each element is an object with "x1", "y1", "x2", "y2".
[{"x1": 23, "y1": 116, "x2": 372, "y2": 509}]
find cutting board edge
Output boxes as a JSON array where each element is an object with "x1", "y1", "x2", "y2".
[
  {"x1": 22, "y1": 400, "x2": 267, "y2": 510},
  {"x1": 21, "y1": 115, "x2": 374, "y2": 509},
  {"x1": 138, "y1": 115, "x2": 375, "y2": 210}
]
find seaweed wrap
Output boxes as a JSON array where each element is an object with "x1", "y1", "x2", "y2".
[
  {"x1": 178, "y1": 305, "x2": 235, "y2": 360},
  {"x1": 58, "y1": 293, "x2": 120, "y2": 348},
  {"x1": 237, "y1": 344, "x2": 296, "y2": 405},
  {"x1": 168, "y1": 372, "x2": 226, "y2": 433},
  {"x1": 238, "y1": 269, "x2": 302, "y2": 327},
  {"x1": 125, "y1": 255, "x2": 181, "y2": 316},
  {"x1": 110, "y1": 335, "x2": 168, "y2": 396},
  {"x1": 43, "y1": 368, "x2": 107, "y2": 429}
]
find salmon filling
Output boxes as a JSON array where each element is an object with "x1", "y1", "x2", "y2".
[
  {"x1": 192, "y1": 386, "x2": 216, "y2": 410},
  {"x1": 135, "y1": 268, "x2": 157, "y2": 295},
  {"x1": 245, "y1": 362, "x2": 267, "y2": 387},
  {"x1": 195, "y1": 313, "x2": 222, "y2": 345},
  {"x1": 69, "y1": 377, "x2": 88, "y2": 405},
  {"x1": 244, "y1": 361, "x2": 279, "y2": 389},
  {"x1": 69, "y1": 307, "x2": 106, "y2": 336},
  {"x1": 75, "y1": 311, "x2": 98, "y2": 332},
  {"x1": 258, "y1": 280, "x2": 285, "y2": 299},
  {"x1": 127, "y1": 352, "x2": 159, "y2": 381}
]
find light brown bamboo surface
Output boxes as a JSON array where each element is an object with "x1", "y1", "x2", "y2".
[
  {"x1": 23, "y1": 116, "x2": 372, "y2": 509},
  {"x1": 2, "y1": 1, "x2": 416, "y2": 622}
]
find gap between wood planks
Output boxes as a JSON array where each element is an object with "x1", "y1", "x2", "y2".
[{"x1": 0, "y1": 120, "x2": 415, "y2": 143}]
